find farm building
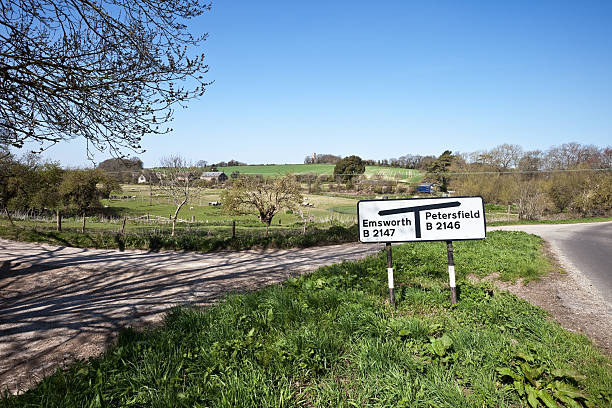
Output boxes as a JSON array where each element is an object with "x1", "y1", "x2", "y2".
[{"x1": 200, "y1": 171, "x2": 228, "y2": 183}]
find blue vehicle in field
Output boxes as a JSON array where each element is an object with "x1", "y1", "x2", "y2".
[{"x1": 416, "y1": 183, "x2": 435, "y2": 194}]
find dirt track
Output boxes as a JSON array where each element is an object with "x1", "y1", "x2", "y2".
[{"x1": 0, "y1": 240, "x2": 384, "y2": 394}]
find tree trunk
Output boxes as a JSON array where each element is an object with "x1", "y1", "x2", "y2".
[
  {"x1": 81, "y1": 212, "x2": 86, "y2": 233},
  {"x1": 56, "y1": 209, "x2": 62, "y2": 232},
  {"x1": 4, "y1": 208, "x2": 15, "y2": 227},
  {"x1": 171, "y1": 199, "x2": 187, "y2": 237}
]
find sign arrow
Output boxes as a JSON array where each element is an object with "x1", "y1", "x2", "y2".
[{"x1": 378, "y1": 201, "x2": 461, "y2": 238}]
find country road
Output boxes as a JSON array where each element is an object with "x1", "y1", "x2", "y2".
[
  {"x1": 493, "y1": 221, "x2": 612, "y2": 305},
  {"x1": 1, "y1": 222, "x2": 611, "y2": 393},
  {"x1": 0, "y1": 239, "x2": 384, "y2": 393}
]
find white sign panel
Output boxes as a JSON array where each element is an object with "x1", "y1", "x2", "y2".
[{"x1": 358, "y1": 196, "x2": 486, "y2": 243}]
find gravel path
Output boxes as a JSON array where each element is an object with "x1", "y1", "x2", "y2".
[{"x1": 0, "y1": 239, "x2": 384, "y2": 394}]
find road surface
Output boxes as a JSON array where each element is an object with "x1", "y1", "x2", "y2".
[{"x1": 493, "y1": 222, "x2": 612, "y2": 305}]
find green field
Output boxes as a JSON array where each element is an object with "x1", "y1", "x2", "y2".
[
  {"x1": 217, "y1": 164, "x2": 335, "y2": 176},
  {"x1": 215, "y1": 164, "x2": 423, "y2": 182},
  {"x1": 103, "y1": 185, "x2": 360, "y2": 227},
  {"x1": 3, "y1": 231, "x2": 610, "y2": 407}
]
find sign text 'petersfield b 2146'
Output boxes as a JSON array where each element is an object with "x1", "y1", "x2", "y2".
[{"x1": 357, "y1": 196, "x2": 486, "y2": 243}]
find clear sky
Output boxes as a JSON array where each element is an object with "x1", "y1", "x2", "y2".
[{"x1": 25, "y1": 0, "x2": 612, "y2": 167}]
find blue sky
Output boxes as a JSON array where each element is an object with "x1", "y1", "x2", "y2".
[{"x1": 28, "y1": 0, "x2": 612, "y2": 167}]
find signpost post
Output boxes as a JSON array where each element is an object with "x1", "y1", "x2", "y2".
[{"x1": 358, "y1": 196, "x2": 486, "y2": 305}]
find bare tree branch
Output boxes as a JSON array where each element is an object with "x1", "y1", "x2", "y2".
[{"x1": 0, "y1": 0, "x2": 211, "y2": 157}]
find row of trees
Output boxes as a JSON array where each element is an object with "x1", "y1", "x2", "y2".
[
  {"x1": 453, "y1": 171, "x2": 611, "y2": 219},
  {"x1": 309, "y1": 143, "x2": 610, "y2": 172},
  {"x1": 461, "y1": 143, "x2": 611, "y2": 171},
  {"x1": 422, "y1": 144, "x2": 611, "y2": 219},
  {"x1": 1, "y1": 151, "x2": 118, "y2": 231},
  {"x1": 304, "y1": 153, "x2": 342, "y2": 164}
]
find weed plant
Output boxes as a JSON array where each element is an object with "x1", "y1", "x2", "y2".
[{"x1": 2, "y1": 231, "x2": 611, "y2": 407}]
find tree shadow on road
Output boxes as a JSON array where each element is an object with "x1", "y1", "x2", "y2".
[{"x1": 0, "y1": 240, "x2": 382, "y2": 394}]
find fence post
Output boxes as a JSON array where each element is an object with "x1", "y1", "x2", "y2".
[
  {"x1": 120, "y1": 216, "x2": 127, "y2": 235},
  {"x1": 232, "y1": 220, "x2": 236, "y2": 239}
]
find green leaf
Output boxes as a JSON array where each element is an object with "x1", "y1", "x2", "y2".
[
  {"x1": 520, "y1": 362, "x2": 543, "y2": 387},
  {"x1": 551, "y1": 368, "x2": 586, "y2": 383},
  {"x1": 537, "y1": 389, "x2": 557, "y2": 408},
  {"x1": 496, "y1": 367, "x2": 520, "y2": 381},
  {"x1": 555, "y1": 393, "x2": 582, "y2": 408},
  {"x1": 526, "y1": 385, "x2": 540, "y2": 408},
  {"x1": 429, "y1": 334, "x2": 453, "y2": 357},
  {"x1": 514, "y1": 380, "x2": 525, "y2": 396},
  {"x1": 551, "y1": 381, "x2": 587, "y2": 400},
  {"x1": 516, "y1": 352, "x2": 535, "y2": 363},
  {"x1": 440, "y1": 333, "x2": 453, "y2": 349},
  {"x1": 76, "y1": 367, "x2": 89, "y2": 376},
  {"x1": 430, "y1": 339, "x2": 447, "y2": 357}
]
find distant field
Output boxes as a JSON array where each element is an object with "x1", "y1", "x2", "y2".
[
  {"x1": 215, "y1": 164, "x2": 423, "y2": 182},
  {"x1": 216, "y1": 164, "x2": 334, "y2": 176},
  {"x1": 97, "y1": 185, "x2": 360, "y2": 228},
  {"x1": 364, "y1": 166, "x2": 423, "y2": 182}
]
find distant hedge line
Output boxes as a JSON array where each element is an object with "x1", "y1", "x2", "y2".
[{"x1": 0, "y1": 224, "x2": 359, "y2": 252}]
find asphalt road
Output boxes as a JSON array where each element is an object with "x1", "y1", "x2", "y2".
[{"x1": 493, "y1": 221, "x2": 612, "y2": 304}]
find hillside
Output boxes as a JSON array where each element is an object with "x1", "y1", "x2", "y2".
[{"x1": 213, "y1": 163, "x2": 423, "y2": 182}]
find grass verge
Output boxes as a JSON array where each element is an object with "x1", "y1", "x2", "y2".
[
  {"x1": 488, "y1": 216, "x2": 612, "y2": 227},
  {"x1": 2, "y1": 231, "x2": 610, "y2": 407}
]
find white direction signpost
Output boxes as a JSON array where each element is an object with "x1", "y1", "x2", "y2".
[{"x1": 358, "y1": 196, "x2": 486, "y2": 305}]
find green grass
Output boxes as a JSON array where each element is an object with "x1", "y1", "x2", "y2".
[
  {"x1": 102, "y1": 186, "x2": 359, "y2": 225},
  {"x1": 3, "y1": 231, "x2": 611, "y2": 407},
  {"x1": 218, "y1": 163, "x2": 335, "y2": 176},
  {"x1": 364, "y1": 166, "x2": 424, "y2": 182},
  {"x1": 489, "y1": 216, "x2": 612, "y2": 226},
  {"x1": 328, "y1": 205, "x2": 357, "y2": 215}
]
